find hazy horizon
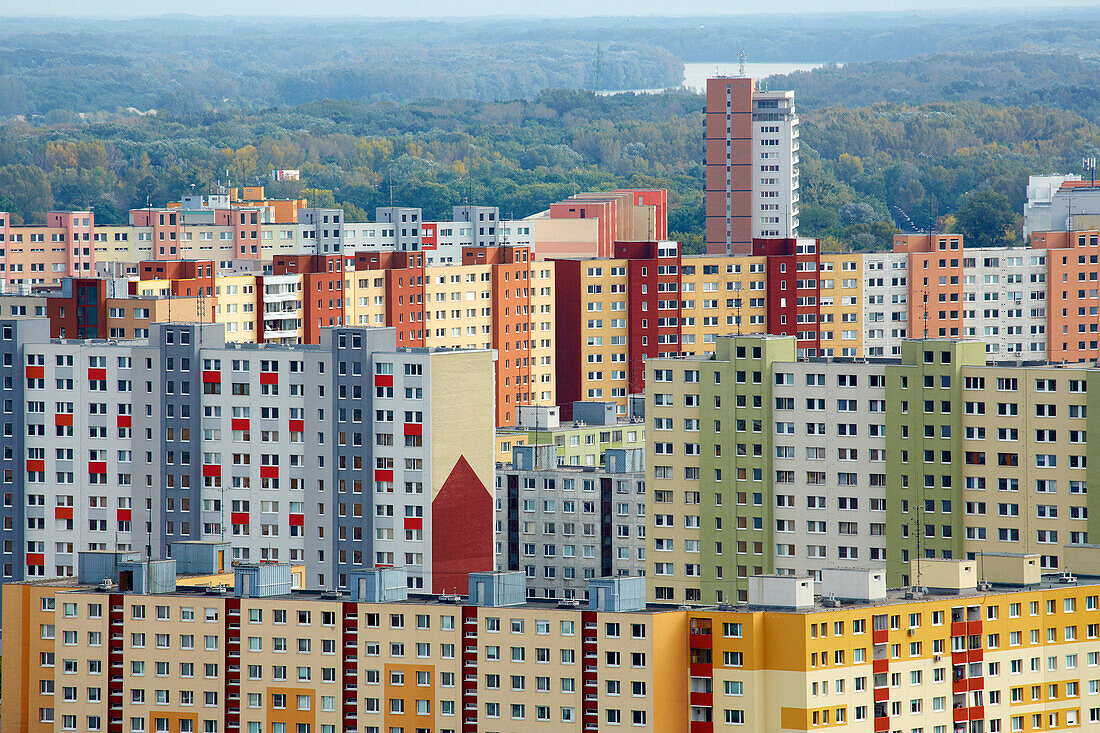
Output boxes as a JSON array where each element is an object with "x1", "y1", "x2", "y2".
[{"x1": 0, "y1": 0, "x2": 1097, "y2": 17}]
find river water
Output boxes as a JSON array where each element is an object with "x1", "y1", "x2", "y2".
[{"x1": 597, "y1": 61, "x2": 831, "y2": 95}]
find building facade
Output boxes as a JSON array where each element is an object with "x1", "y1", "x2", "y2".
[
  {"x1": 494, "y1": 403, "x2": 646, "y2": 466},
  {"x1": 495, "y1": 445, "x2": 646, "y2": 600},
  {"x1": 645, "y1": 334, "x2": 1100, "y2": 605},
  {"x1": 0, "y1": 319, "x2": 495, "y2": 593},
  {"x1": 7, "y1": 562, "x2": 1100, "y2": 733},
  {"x1": 704, "y1": 77, "x2": 799, "y2": 255}
]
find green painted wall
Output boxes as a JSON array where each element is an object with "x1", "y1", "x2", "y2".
[
  {"x1": 886, "y1": 340, "x2": 986, "y2": 587},
  {"x1": 700, "y1": 336, "x2": 795, "y2": 603}
]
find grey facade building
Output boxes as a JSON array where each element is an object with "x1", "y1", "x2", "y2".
[
  {"x1": 495, "y1": 444, "x2": 646, "y2": 600},
  {"x1": 374, "y1": 207, "x2": 423, "y2": 251},
  {"x1": 452, "y1": 205, "x2": 501, "y2": 247},
  {"x1": 0, "y1": 318, "x2": 495, "y2": 594},
  {"x1": 297, "y1": 207, "x2": 345, "y2": 255}
]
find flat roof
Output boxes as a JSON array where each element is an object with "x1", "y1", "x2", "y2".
[
  {"x1": 734, "y1": 575, "x2": 1100, "y2": 614},
  {"x1": 24, "y1": 573, "x2": 1100, "y2": 615}
]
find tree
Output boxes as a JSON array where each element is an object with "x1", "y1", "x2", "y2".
[
  {"x1": 954, "y1": 189, "x2": 1019, "y2": 248},
  {"x1": 302, "y1": 188, "x2": 338, "y2": 209},
  {"x1": 798, "y1": 204, "x2": 840, "y2": 236},
  {"x1": 897, "y1": 178, "x2": 926, "y2": 212},
  {"x1": 0, "y1": 164, "x2": 53, "y2": 224},
  {"x1": 673, "y1": 231, "x2": 705, "y2": 255},
  {"x1": 839, "y1": 201, "x2": 876, "y2": 226}
]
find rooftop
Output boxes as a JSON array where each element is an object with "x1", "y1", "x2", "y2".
[
  {"x1": 733, "y1": 574, "x2": 1100, "y2": 615},
  {"x1": 494, "y1": 461, "x2": 644, "y2": 475},
  {"x1": 23, "y1": 571, "x2": 1099, "y2": 616}
]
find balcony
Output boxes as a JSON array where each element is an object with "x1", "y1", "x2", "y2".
[{"x1": 263, "y1": 302, "x2": 302, "y2": 316}]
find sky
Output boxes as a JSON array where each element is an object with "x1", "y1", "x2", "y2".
[{"x1": 0, "y1": 0, "x2": 1096, "y2": 15}]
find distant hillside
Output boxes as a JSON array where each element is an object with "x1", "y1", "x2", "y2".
[{"x1": 768, "y1": 51, "x2": 1100, "y2": 118}]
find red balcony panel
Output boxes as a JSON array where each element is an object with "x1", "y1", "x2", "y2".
[
  {"x1": 260, "y1": 372, "x2": 278, "y2": 385},
  {"x1": 951, "y1": 621, "x2": 967, "y2": 637},
  {"x1": 953, "y1": 707, "x2": 968, "y2": 723},
  {"x1": 689, "y1": 662, "x2": 712, "y2": 678},
  {"x1": 968, "y1": 649, "x2": 984, "y2": 663},
  {"x1": 872, "y1": 628, "x2": 889, "y2": 644},
  {"x1": 967, "y1": 620, "x2": 982, "y2": 635},
  {"x1": 689, "y1": 635, "x2": 712, "y2": 650},
  {"x1": 88, "y1": 368, "x2": 107, "y2": 380},
  {"x1": 26, "y1": 552, "x2": 44, "y2": 566},
  {"x1": 259, "y1": 466, "x2": 278, "y2": 479},
  {"x1": 289, "y1": 514, "x2": 304, "y2": 527},
  {"x1": 116, "y1": 416, "x2": 131, "y2": 428},
  {"x1": 231, "y1": 419, "x2": 250, "y2": 431},
  {"x1": 873, "y1": 686, "x2": 890, "y2": 702},
  {"x1": 27, "y1": 459, "x2": 45, "y2": 472},
  {"x1": 289, "y1": 419, "x2": 304, "y2": 432},
  {"x1": 203, "y1": 465, "x2": 221, "y2": 477},
  {"x1": 969, "y1": 706, "x2": 984, "y2": 720},
  {"x1": 690, "y1": 723, "x2": 714, "y2": 733},
  {"x1": 404, "y1": 518, "x2": 423, "y2": 530},
  {"x1": 116, "y1": 510, "x2": 131, "y2": 522},
  {"x1": 55, "y1": 413, "x2": 73, "y2": 426},
  {"x1": 231, "y1": 512, "x2": 250, "y2": 525},
  {"x1": 404, "y1": 423, "x2": 422, "y2": 436},
  {"x1": 374, "y1": 375, "x2": 393, "y2": 387},
  {"x1": 202, "y1": 371, "x2": 221, "y2": 383},
  {"x1": 375, "y1": 469, "x2": 393, "y2": 482},
  {"x1": 968, "y1": 677, "x2": 984, "y2": 691},
  {"x1": 953, "y1": 678, "x2": 968, "y2": 694},
  {"x1": 55, "y1": 506, "x2": 73, "y2": 520},
  {"x1": 26, "y1": 365, "x2": 44, "y2": 379},
  {"x1": 88, "y1": 461, "x2": 107, "y2": 474},
  {"x1": 872, "y1": 658, "x2": 889, "y2": 674},
  {"x1": 874, "y1": 716, "x2": 891, "y2": 732},
  {"x1": 689, "y1": 691, "x2": 713, "y2": 707}
]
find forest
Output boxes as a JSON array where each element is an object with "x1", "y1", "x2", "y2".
[{"x1": 1, "y1": 12, "x2": 1100, "y2": 252}]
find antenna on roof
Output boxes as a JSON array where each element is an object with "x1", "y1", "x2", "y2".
[{"x1": 738, "y1": 50, "x2": 746, "y2": 78}]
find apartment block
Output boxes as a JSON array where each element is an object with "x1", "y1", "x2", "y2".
[
  {"x1": 86, "y1": 247, "x2": 555, "y2": 426},
  {"x1": 1024, "y1": 176, "x2": 1100, "y2": 235},
  {"x1": 8, "y1": 561, "x2": 1100, "y2": 733},
  {"x1": 494, "y1": 402, "x2": 646, "y2": 466},
  {"x1": 0, "y1": 319, "x2": 494, "y2": 593},
  {"x1": 495, "y1": 445, "x2": 646, "y2": 600},
  {"x1": 555, "y1": 238, "x2": 863, "y2": 416},
  {"x1": 645, "y1": 334, "x2": 1100, "y2": 605},
  {"x1": 4, "y1": 568, "x2": 686, "y2": 733},
  {"x1": 704, "y1": 77, "x2": 799, "y2": 255},
  {"x1": 347, "y1": 246, "x2": 555, "y2": 426}
]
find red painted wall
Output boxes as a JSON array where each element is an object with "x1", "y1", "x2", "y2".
[
  {"x1": 431, "y1": 456, "x2": 493, "y2": 595},
  {"x1": 705, "y1": 77, "x2": 755, "y2": 255},
  {"x1": 754, "y1": 238, "x2": 822, "y2": 355},
  {"x1": 553, "y1": 259, "x2": 583, "y2": 421}
]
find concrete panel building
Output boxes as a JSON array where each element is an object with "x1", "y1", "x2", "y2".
[
  {"x1": 0, "y1": 319, "x2": 495, "y2": 594},
  {"x1": 6, "y1": 562, "x2": 1100, "y2": 733},
  {"x1": 644, "y1": 334, "x2": 1100, "y2": 605},
  {"x1": 495, "y1": 445, "x2": 646, "y2": 600},
  {"x1": 704, "y1": 78, "x2": 799, "y2": 255}
]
